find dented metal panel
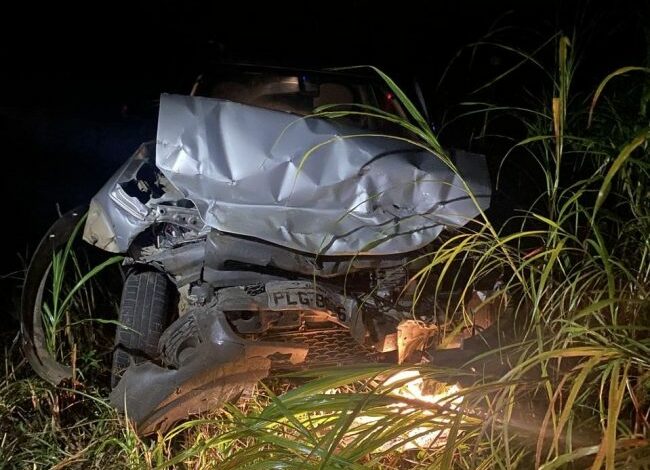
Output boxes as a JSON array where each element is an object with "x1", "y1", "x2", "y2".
[
  {"x1": 110, "y1": 306, "x2": 307, "y2": 433},
  {"x1": 84, "y1": 94, "x2": 490, "y2": 255},
  {"x1": 83, "y1": 142, "x2": 177, "y2": 252},
  {"x1": 156, "y1": 94, "x2": 490, "y2": 255}
]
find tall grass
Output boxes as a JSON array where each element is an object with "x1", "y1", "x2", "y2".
[
  {"x1": 3, "y1": 33, "x2": 649, "y2": 469},
  {"x1": 40, "y1": 213, "x2": 123, "y2": 360},
  {"x1": 164, "y1": 36, "x2": 649, "y2": 468}
]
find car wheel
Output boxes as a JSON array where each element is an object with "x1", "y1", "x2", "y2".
[{"x1": 111, "y1": 270, "x2": 172, "y2": 387}]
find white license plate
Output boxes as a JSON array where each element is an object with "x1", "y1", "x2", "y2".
[{"x1": 265, "y1": 281, "x2": 352, "y2": 323}]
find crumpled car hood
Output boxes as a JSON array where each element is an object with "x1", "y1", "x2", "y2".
[
  {"x1": 155, "y1": 94, "x2": 490, "y2": 254},
  {"x1": 84, "y1": 94, "x2": 490, "y2": 255}
]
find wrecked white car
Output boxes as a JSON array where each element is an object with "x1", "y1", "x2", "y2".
[{"x1": 22, "y1": 67, "x2": 495, "y2": 434}]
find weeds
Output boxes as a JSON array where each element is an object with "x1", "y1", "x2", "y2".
[
  {"x1": 2, "y1": 30, "x2": 649, "y2": 469},
  {"x1": 188, "y1": 34, "x2": 650, "y2": 469},
  {"x1": 39, "y1": 213, "x2": 123, "y2": 358}
]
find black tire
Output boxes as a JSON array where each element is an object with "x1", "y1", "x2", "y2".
[{"x1": 111, "y1": 270, "x2": 172, "y2": 388}]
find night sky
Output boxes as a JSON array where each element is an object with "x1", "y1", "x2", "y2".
[{"x1": 0, "y1": 0, "x2": 646, "y2": 321}]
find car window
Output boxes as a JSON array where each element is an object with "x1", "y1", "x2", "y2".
[{"x1": 192, "y1": 70, "x2": 409, "y2": 134}]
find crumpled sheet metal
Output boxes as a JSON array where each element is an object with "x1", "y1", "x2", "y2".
[
  {"x1": 156, "y1": 94, "x2": 491, "y2": 255},
  {"x1": 83, "y1": 143, "x2": 159, "y2": 253}
]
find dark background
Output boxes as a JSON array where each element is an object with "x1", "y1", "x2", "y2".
[{"x1": 1, "y1": 0, "x2": 647, "y2": 324}]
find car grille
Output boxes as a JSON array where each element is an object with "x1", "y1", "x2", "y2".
[{"x1": 263, "y1": 328, "x2": 381, "y2": 369}]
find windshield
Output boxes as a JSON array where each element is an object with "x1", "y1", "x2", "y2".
[{"x1": 191, "y1": 69, "x2": 407, "y2": 132}]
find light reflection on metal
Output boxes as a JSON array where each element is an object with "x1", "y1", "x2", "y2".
[{"x1": 85, "y1": 94, "x2": 491, "y2": 255}]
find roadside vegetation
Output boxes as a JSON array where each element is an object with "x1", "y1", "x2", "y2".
[{"x1": 2, "y1": 32, "x2": 649, "y2": 469}]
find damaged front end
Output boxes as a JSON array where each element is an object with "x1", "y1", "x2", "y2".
[
  {"x1": 23, "y1": 92, "x2": 499, "y2": 434},
  {"x1": 111, "y1": 305, "x2": 305, "y2": 434}
]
